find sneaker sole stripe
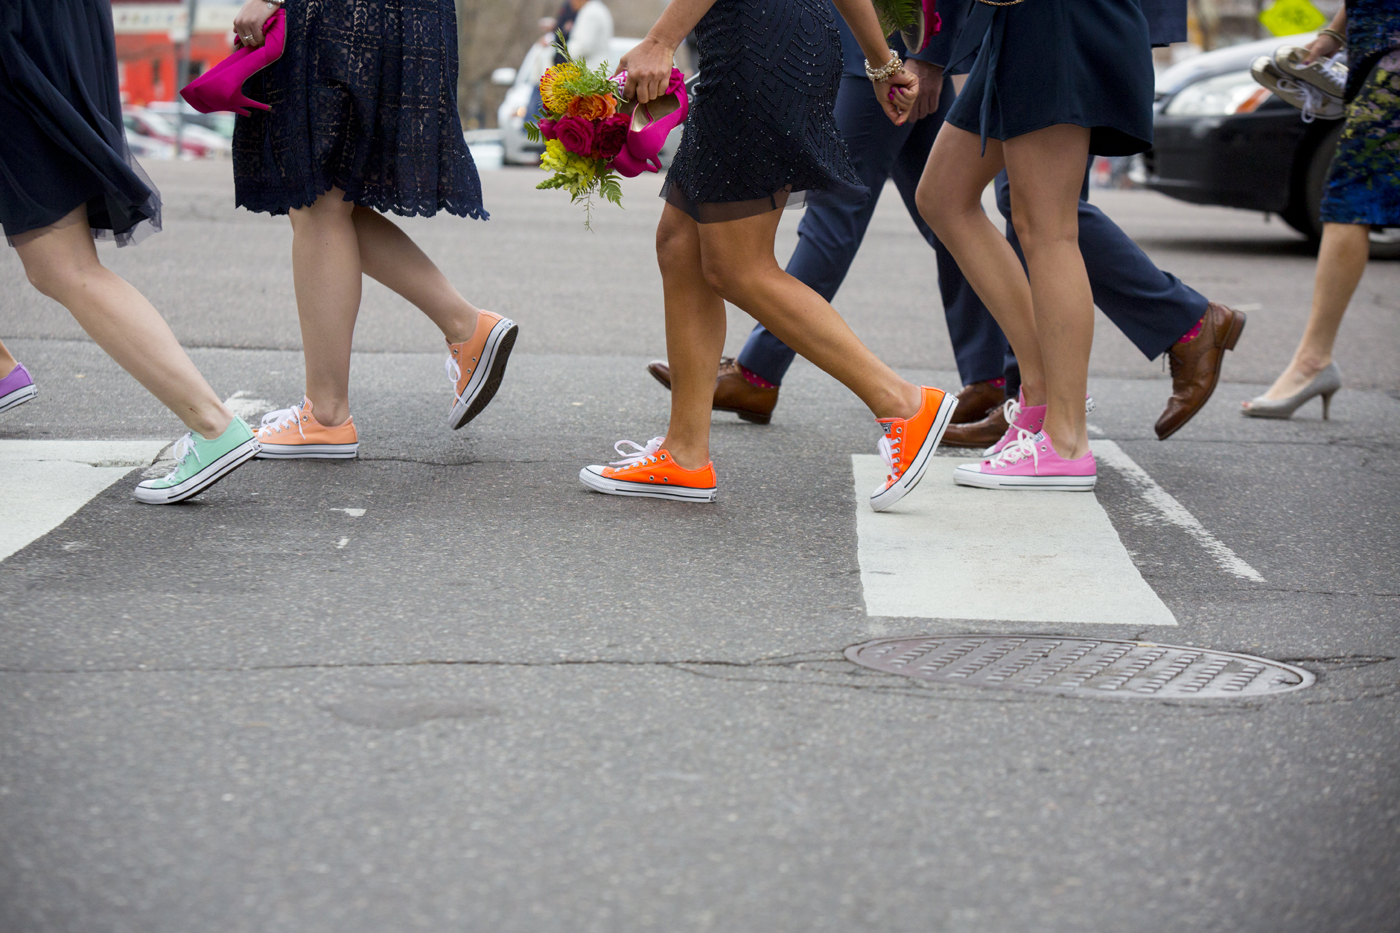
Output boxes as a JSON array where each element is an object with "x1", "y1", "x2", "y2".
[
  {"x1": 578, "y1": 467, "x2": 717, "y2": 502},
  {"x1": 870, "y1": 391, "x2": 958, "y2": 512},
  {"x1": 952, "y1": 469, "x2": 1097, "y2": 491},
  {"x1": 450, "y1": 319, "x2": 518, "y2": 430},
  {"x1": 133, "y1": 439, "x2": 260, "y2": 504},
  {"x1": 0, "y1": 384, "x2": 38, "y2": 415},
  {"x1": 254, "y1": 444, "x2": 359, "y2": 459}
]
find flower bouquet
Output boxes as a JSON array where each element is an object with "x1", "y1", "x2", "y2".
[
  {"x1": 872, "y1": 0, "x2": 941, "y2": 53},
  {"x1": 525, "y1": 38, "x2": 631, "y2": 228}
]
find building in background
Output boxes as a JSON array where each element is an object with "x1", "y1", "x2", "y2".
[{"x1": 112, "y1": 1, "x2": 241, "y2": 106}]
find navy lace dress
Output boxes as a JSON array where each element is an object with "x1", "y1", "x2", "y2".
[
  {"x1": 662, "y1": 0, "x2": 865, "y2": 223},
  {"x1": 233, "y1": 0, "x2": 486, "y2": 220},
  {"x1": 0, "y1": 0, "x2": 161, "y2": 245}
]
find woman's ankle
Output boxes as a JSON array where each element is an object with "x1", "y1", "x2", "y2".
[
  {"x1": 662, "y1": 437, "x2": 710, "y2": 471},
  {"x1": 443, "y1": 305, "x2": 480, "y2": 345}
]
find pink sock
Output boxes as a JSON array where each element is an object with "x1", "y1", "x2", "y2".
[
  {"x1": 738, "y1": 363, "x2": 777, "y2": 389},
  {"x1": 1177, "y1": 314, "x2": 1206, "y2": 345}
]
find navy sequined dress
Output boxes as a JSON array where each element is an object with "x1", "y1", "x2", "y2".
[
  {"x1": 662, "y1": 0, "x2": 865, "y2": 223},
  {"x1": 232, "y1": 0, "x2": 486, "y2": 220}
]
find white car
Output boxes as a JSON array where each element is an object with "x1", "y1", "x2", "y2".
[{"x1": 493, "y1": 36, "x2": 684, "y2": 167}]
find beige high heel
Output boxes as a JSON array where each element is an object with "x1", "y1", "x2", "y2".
[{"x1": 1241, "y1": 362, "x2": 1342, "y2": 419}]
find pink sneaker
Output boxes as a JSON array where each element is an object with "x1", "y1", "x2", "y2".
[
  {"x1": 954, "y1": 431, "x2": 1097, "y2": 491},
  {"x1": 984, "y1": 391, "x2": 1045, "y2": 457},
  {"x1": 983, "y1": 393, "x2": 1097, "y2": 457}
]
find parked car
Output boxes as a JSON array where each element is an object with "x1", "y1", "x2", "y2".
[
  {"x1": 492, "y1": 37, "x2": 684, "y2": 167},
  {"x1": 1142, "y1": 34, "x2": 1399, "y2": 259},
  {"x1": 122, "y1": 106, "x2": 232, "y2": 160},
  {"x1": 147, "y1": 101, "x2": 237, "y2": 141}
]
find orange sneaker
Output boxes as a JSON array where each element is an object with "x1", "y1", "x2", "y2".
[
  {"x1": 446, "y1": 310, "x2": 518, "y2": 430},
  {"x1": 869, "y1": 385, "x2": 957, "y2": 512},
  {"x1": 254, "y1": 397, "x2": 359, "y2": 459},
  {"x1": 579, "y1": 437, "x2": 718, "y2": 502}
]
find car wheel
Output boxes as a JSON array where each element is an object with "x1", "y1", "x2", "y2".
[{"x1": 1284, "y1": 120, "x2": 1400, "y2": 259}]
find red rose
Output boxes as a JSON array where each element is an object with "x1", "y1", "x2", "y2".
[
  {"x1": 595, "y1": 113, "x2": 630, "y2": 160},
  {"x1": 555, "y1": 116, "x2": 596, "y2": 156},
  {"x1": 537, "y1": 118, "x2": 558, "y2": 141}
]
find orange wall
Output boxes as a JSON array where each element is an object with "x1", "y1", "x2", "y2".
[{"x1": 115, "y1": 32, "x2": 231, "y2": 106}]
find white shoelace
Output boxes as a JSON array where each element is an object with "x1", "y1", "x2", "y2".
[
  {"x1": 260, "y1": 404, "x2": 306, "y2": 440},
  {"x1": 160, "y1": 432, "x2": 201, "y2": 479},
  {"x1": 1276, "y1": 74, "x2": 1331, "y2": 123},
  {"x1": 878, "y1": 433, "x2": 903, "y2": 478},
  {"x1": 445, "y1": 355, "x2": 464, "y2": 401},
  {"x1": 985, "y1": 430, "x2": 1040, "y2": 471},
  {"x1": 609, "y1": 437, "x2": 664, "y2": 467}
]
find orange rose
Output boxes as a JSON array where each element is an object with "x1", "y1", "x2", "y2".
[{"x1": 566, "y1": 94, "x2": 616, "y2": 121}]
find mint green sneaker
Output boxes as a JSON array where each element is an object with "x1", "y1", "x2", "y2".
[{"x1": 134, "y1": 417, "x2": 260, "y2": 504}]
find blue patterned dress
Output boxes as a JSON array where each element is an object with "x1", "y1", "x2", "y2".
[
  {"x1": 232, "y1": 0, "x2": 486, "y2": 220},
  {"x1": 1318, "y1": 0, "x2": 1400, "y2": 226}
]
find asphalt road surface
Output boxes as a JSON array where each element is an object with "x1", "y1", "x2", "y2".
[{"x1": 1, "y1": 161, "x2": 1397, "y2": 933}]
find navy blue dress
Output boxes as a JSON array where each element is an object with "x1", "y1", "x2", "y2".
[
  {"x1": 662, "y1": 0, "x2": 866, "y2": 223},
  {"x1": 232, "y1": 0, "x2": 486, "y2": 220},
  {"x1": 945, "y1": 0, "x2": 1155, "y2": 156},
  {"x1": 0, "y1": 0, "x2": 161, "y2": 245}
]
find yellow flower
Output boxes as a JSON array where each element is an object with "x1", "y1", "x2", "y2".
[
  {"x1": 540, "y1": 139, "x2": 596, "y2": 184},
  {"x1": 539, "y1": 63, "x2": 584, "y2": 115}
]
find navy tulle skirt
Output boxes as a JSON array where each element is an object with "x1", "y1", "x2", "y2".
[
  {"x1": 0, "y1": 0, "x2": 161, "y2": 245},
  {"x1": 232, "y1": 0, "x2": 486, "y2": 220},
  {"x1": 945, "y1": 0, "x2": 1155, "y2": 157}
]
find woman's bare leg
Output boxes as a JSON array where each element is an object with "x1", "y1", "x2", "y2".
[
  {"x1": 655, "y1": 204, "x2": 728, "y2": 469},
  {"x1": 1002, "y1": 124, "x2": 1094, "y2": 460},
  {"x1": 660, "y1": 205, "x2": 921, "y2": 467},
  {"x1": 288, "y1": 188, "x2": 362, "y2": 427},
  {"x1": 1252, "y1": 221, "x2": 1369, "y2": 402},
  {"x1": 0, "y1": 338, "x2": 16, "y2": 379},
  {"x1": 917, "y1": 125, "x2": 1047, "y2": 407},
  {"x1": 350, "y1": 205, "x2": 480, "y2": 344},
  {"x1": 13, "y1": 207, "x2": 231, "y2": 437}
]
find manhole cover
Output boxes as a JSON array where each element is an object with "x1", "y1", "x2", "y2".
[{"x1": 845, "y1": 636, "x2": 1314, "y2": 699}]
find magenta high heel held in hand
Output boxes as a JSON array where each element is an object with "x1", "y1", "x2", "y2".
[
  {"x1": 605, "y1": 69, "x2": 688, "y2": 177},
  {"x1": 180, "y1": 9, "x2": 286, "y2": 117}
]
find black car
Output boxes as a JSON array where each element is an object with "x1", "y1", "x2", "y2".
[{"x1": 1143, "y1": 34, "x2": 1399, "y2": 259}]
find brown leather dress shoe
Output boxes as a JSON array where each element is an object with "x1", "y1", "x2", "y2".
[
  {"x1": 940, "y1": 402, "x2": 1008, "y2": 449},
  {"x1": 645, "y1": 357, "x2": 780, "y2": 425},
  {"x1": 1155, "y1": 302, "x2": 1247, "y2": 440},
  {"x1": 951, "y1": 380, "x2": 1006, "y2": 424}
]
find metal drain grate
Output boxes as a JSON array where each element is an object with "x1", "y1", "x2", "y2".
[{"x1": 845, "y1": 636, "x2": 1314, "y2": 699}]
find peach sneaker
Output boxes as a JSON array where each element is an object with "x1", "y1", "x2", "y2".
[
  {"x1": 446, "y1": 310, "x2": 518, "y2": 430},
  {"x1": 870, "y1": 385, "x2": 958, "y2": 512},
  {"x1": 254, "y1": 397, "x2": 359, "y2": 459},
  {"x1": 579, "y1": 437, "x2": 718, "y2": 502}
]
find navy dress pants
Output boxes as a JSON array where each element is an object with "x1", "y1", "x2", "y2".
[
  {"x1": 736, "y1": 75, "x2": 999, "y2": 386},
  {"x1": 989, "y1": 165, "x2": 1208, "y2": 367}
]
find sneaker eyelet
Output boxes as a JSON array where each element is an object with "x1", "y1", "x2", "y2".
[{"x1": 660, "y1": 453, "x2": 666, "y2": 459}]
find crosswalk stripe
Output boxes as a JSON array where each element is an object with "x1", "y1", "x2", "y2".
[
  {"x1": 852, "y1": 453, "x2": 1178, "y2": 626},
  {"x1": 0, "y1": 440, "x2": 168, "y2": 564}
]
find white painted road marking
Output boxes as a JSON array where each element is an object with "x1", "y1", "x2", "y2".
[
  {"x1": 1092, "y1": 440, "x2": 1264, "y2": 583},
  {"x1": 330, "y1": 508, "x2": 366, "y2": 517},
  {"x1": 852, "y1": 454, "x2": 1178, "y2": 626},
  {"x1": 0, "y1": 440, "x2": 168, "y2": 564},
  {"x1": 223, "y1": 391, "x2": 274, "y2": 423}
]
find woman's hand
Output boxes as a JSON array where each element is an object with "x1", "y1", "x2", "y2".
[
  {"x1": 616, "y1": 37, "x2": 675, "y2": 105},
  {"x1": 875, "y1": 66, "x2": 919, "y2": 126},
  {"x1": 1302, "y1": 32, "x2": 1342, "y2": 64},
  {"x1": 232, "y1": 0, "x2": 277, "y2": 49}
]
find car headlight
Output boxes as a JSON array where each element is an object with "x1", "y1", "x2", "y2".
[{"x1": 1163, "y1": 70, "x2": 1271, "y2": 117}]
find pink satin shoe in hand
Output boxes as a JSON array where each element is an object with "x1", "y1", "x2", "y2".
[
  {"x1": 180, "y1": 9, "x2": 286, "y2": 117},
  {"x1": 624, "y1": 68, "x2": 688, "y2": 173}
]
